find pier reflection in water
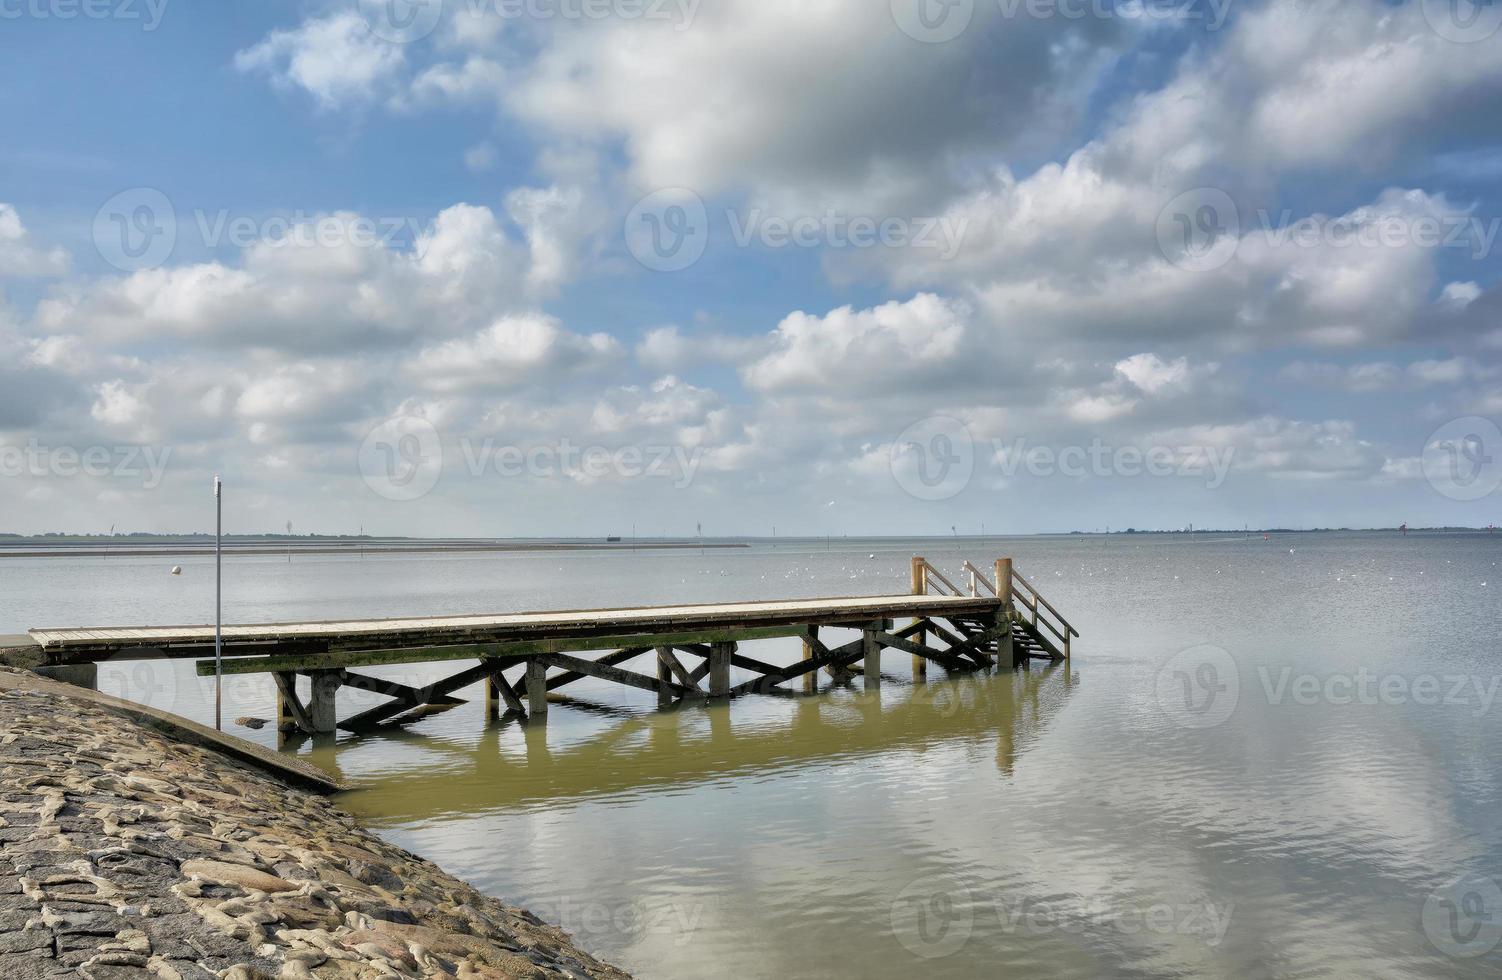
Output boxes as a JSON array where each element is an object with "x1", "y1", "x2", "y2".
[
  {"x1": 305, "y1": 661, "x2": 1075, "y2": 813},
  {"x1": 295, "y1": 662, "x2": 1077, "y2": 976}
]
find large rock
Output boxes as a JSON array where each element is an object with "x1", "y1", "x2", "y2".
[{"x1": 178, "y1": 860, "x2": 298, "y2": 895}]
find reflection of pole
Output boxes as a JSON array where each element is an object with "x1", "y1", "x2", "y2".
[{"x1": 214, "y1": 476, "x2": 223, "y2": 732}]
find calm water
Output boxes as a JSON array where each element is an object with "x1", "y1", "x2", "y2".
[{"x1": 4, "y1": 533, "x2": 1501, "y2": 978}]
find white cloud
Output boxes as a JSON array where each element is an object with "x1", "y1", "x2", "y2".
[
  {"x1": 1151, "y1": 417, "x2": 1388, "y2": 480},
  {"x1": 0, "y1": 204, "x2": 68, "y2": 277},
  {"x1": 465, "y1": 141, "x2": 498, "y2": 173},
  {"x1": 37, "y1": 204, "x2": 572, "y2": 353},
  {"x1": 234, "y1": 12, "x2": 406, "y2": 108},
  {"x1": 404, "y1": 56, "x2": 506, "y2": 108},
  {"x1": 89, "y1": 380, "x2": 150, "y2": 433},
  {"x1": 635, "y1": 326, "x2": 763, "y2": 373},
  {"x1": 1116, "y1": 354, "x2": 1199, "y2": 395},
  {"x1": 409, "y1": 313, "x2": 620, "y2": 393},
  {"x1": 743, "y1": 294, "x2": 969, "y2": 392}
]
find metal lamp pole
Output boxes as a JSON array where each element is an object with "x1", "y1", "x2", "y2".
[{"x1": 214, "y1": 475, "x2": 223, "y2": 732}]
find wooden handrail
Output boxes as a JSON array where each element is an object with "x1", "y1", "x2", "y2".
[
  {"x1": 962, "y1": 561, "x2": 997, "y2": 597},
  {"x1": 921, "y1": 562, "x2": 965, "y2": 597},
  {"x1": 912, "y1": 557, "x2": 1078, "y2": 655},
  {"x1": 1010, "y1": 571, "x2": 1079, "y2": 638}
]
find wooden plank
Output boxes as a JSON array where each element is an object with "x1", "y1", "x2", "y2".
[
  {"x1": 924, "y1": 619, "x2": 968, "y2": 649},
  {"x1": 491, "y1": 670, "x2": 527, "y2": 716},
  {"x1": 657, "y1": 649, "x2": 702, "y2": 691},
  {"x1": 323, "y1": 670, "x2": 466, "y2": 706},
  {"x1": 870, "y1": 632, "x2": 974, "y2": 672},
  {"x1": 194, "y1": 627, "x2": 806, "y2": 676},
  {"x1": 338, "y1": 662, "x2": 498, "y2": 731},
  {"x1": 727, "y1": 636, "x2": 866, "y2": 696},
  {"x1": 727, "y1": 652, "x2": 785, "y2": 677},
  {"x1": 273, "y1": 672, "x2": 315, "y2": 734},
  {"x1": 544, "y1": 648, "x2": 651, "y2": 692},
  {"x1": 532, "y1": 652, "x2": 692, "y2": 698},
  {"x1": 40, "y1": 594, "x2": 1001, "y2": 648},
  {"x1": 940, "y1": 626, "x2": 1003, "y2": 667}
]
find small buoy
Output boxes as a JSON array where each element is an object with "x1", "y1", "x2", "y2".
[{"x1": 170, "y1": 566, "x2": 182, "y2": 576}]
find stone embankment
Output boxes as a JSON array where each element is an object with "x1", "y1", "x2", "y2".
[{"x1": 0, "y1": 667, "x2": 630, "y2": 979}]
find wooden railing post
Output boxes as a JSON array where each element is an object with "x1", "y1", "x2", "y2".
[
  {"x1": 910, "y1": 556, "x2": 928, "y2": 681},
  {"x1": 995, "y1": 559, "x2": 1014, "y2": 613}
]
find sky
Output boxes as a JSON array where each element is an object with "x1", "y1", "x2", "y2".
[{"x1": 2, "y1": 0, "x2": 1502, "y2": 537}]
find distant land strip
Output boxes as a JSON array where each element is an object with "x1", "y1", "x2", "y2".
[{"x1": 0, "y1": 541, "x2": 750, "y2": 559}]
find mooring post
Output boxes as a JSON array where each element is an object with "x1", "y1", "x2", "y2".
[
  {"x1": 910, "y1": 556, "x2": 928, "y2": 681},
  {"x1": 996, "y1": 558, "x2": 1015, "y2": 669},
  {"x1": 708, "y1": 642, "x2": 733, "y2": 698},
  {"x1": 307, "y1": 670, "x2": 340, "y2": 734},
  {"x1": 526, "y1": 660, "x2": 549, "y2": 719},
  {"x1": 863, "y1": 628, "x2": 881, "y2": 688}
]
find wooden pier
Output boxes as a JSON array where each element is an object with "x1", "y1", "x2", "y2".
[{"x1": 28, "y1": 557, "x2": 1078, "y2": 736}]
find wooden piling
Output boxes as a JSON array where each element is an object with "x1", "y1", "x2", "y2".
[
  {"x1": 708, "y1": 642, "x2": 733, "y2": 698},
  {"x1": 995, "y1": 558, "x2": 1015, "y2": 669},
  {"x1": 863, "y1": 628, "x2": 881, "y2": 688},
  {"x1": 274, "y1": 672, "x2": 297, "y2": 732},
  {"x1": 656, "y1": 647, "x2": 674, "y2": 706},
  {"x1": 526, "y1": 661, "x2": 549, "y2": 718},
  {"x1": 911, "y1": 556, "x2": 928, "y2": 681},
  {"x1": 802, "y1": 628, "x2": 818, "y2": 694},
  {"x1": 308, "y1": 670, "x2": 340, "y2": 734}
]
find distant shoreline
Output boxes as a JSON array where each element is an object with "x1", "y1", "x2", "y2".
[{"x1": 0, "y1": 540, "x2": 750, "y2": 559}]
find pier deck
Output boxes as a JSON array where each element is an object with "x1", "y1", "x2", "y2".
[{"x1": 28, "y1": 556, "x2": 1079, "y2": 737}]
